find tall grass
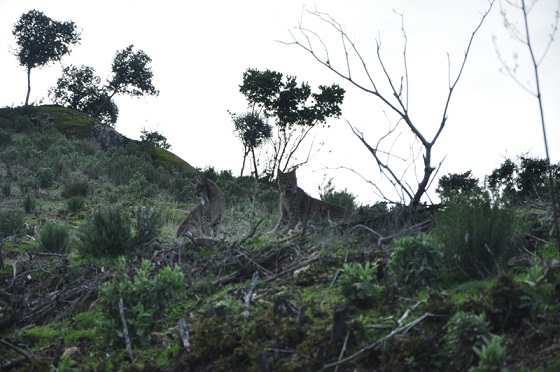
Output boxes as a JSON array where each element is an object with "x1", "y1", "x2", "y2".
[{"x1": 433, "y1": 191, "x2": 528, "y2": 281}]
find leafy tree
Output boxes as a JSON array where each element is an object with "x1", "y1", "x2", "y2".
[
  {"x1": 140, "y1": 129, "x2": 171, "y2": 150},
  {"x1": 49, "y1": 65, "x2": 119, "y2": 125},
  {"x1": 437, "y1": 170, "x2": 481, "y2": 203},
  {"x1": 12, "y1": 10, "x2": 81, "y2": 106},
  {"x1": 234, "y1": 68, "x2": 344, "y2": 182},
  {"x1": 230, "y1": 111, "x2": 272, "y2": 178},
  {"x1": 488, "y1": 155, "x2": 560, "y2": 200},
  {"x1": 93, "y1": 45, "x2": 159, "y2": 118}
]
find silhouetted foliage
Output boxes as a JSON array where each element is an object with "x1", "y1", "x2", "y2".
[
  {"x1": 140, "y1": 129, "x2": 171, "y2": 150},
  {"x1": 12, "y1": 10, "x2": 81, "y2": 105},
  {"x1": 488, "y1": 156, "x2": 560, "y2": 200},
  {"x1": 93, "y1": 45, "x2": 159, "y2": 118},
  {"x1": 234, "y1": 68, "x2": 344, "y2": 182},
  {"x1": 49, "y1": 65, "x2": 119, "y2": 125},
  {"x1": 437, "y1": 171, "x2": 481, "y2": 202}
]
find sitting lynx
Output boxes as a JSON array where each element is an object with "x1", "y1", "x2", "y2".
[
  {"x1": 176, "y1": 176, "x2": 225, "y2": 238},
  {"x1": 272, "y1": 168, "x2": 345, "y2": 234}
]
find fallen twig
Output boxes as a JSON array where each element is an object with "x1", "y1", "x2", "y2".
[
  {"x1": 119, "y1": 297, "x2": 134, "y2": 360},
  {"x1": 320, "y1": 312, "x2": 437, "y2": 371},
  {"x1": 243, "y1": 271, "x2": 259, "y2": 319}
]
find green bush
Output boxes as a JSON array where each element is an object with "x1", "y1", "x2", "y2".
[
  {"x1": 519, "y1": 259, "x2": 553, "y2": 319},
  {"x1": 338, "y1": 261, "x2": 382, "y2": 305},
  {"x1": 389, "y1": 233, "x2": 444, "y2": 287},
  {"x1": 78, "y1": 205, "x2": 132, "y2": 257},
  {"x1": 433, "y1": 191, "x2": 527, "y2": 281},
  {"x1": 1, "y1": 182, "x2": 10, "y2": 197},
  {"x1": 96, "y1": 258, "x2": 185, "y2": 348},
  {"x1": 66, "y1": 196, "x2": 85, "y2": 212},
  {"x1": 443, "y1": 311, "x2": 492, "y2": 369},
  {"x1": 0, "y1": 208, "x2": 24, "y2": 238},
  {"x1": 35, "y1": 167, "x2": 55, "y2": 188},
  {"x1": 319, "y1": 177, "x2": 356, "y2": 211},
  {"x1": 62, "y1": 180, "x2": 90, "y2": 198},
  {"x1": 40, "y1": 221, "x2": 69, "y2": 253},
  {"x1": 23, "y1": 193, "x2": 36, "y2": 214},
  {"x1": 133, "y1": 205, "x2": 163, "y2": 245},
  {"x1": 471, "y1": 335, "x2": 507, "y2": 372}
]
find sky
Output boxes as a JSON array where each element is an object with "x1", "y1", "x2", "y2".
[{"x1": 1, "y1": 0, "x2": 559, "y2": 205}]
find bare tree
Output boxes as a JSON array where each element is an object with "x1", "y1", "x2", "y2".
[
  {"x1": 494, "y1": 0, "x2": 560, "y2": 249},
  {"x1": 283, "y1": 2, "x2": 495, "y2": 207}
]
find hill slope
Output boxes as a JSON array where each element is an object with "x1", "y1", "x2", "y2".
[{"x1": 0, "y1": 105, "x2": 559, "y2": 370}]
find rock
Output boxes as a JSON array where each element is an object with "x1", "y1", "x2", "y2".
[
  {"x1": 61, "y1": 346, "x2": 82, "y2": 362},
  {"x1": 92, "y1": 123, "x2": 130, "y2": 149}
]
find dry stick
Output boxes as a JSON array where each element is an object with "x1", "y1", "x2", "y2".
[
  {"x1": 0, "y1": 339, "x2": 35, "y2": 367},
  {"x1": 320, "y1": 312, "x2": 437, "y2": 371},
  {"x1": 178, "y1": 318, "x2": 190, "y2": 349},
  {"x1": 334, "y1": 331, "x2": 351, "y2": 372},
  {"x1": 243, "y1": 271, "x2": 259, "y2": 319},
  {"x1": 118, "y1": 297, "x2": 134, "y2": 360}
]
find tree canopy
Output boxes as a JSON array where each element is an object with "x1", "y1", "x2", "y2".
[
  {"x1": 234, "y1": 68, "x2": 344, "y2": 181},
  {"x1": 12, "y1": 10, "x2": 81, "y2": 106}
]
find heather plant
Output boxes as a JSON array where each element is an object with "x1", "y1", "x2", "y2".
[
  {"x1": 389, "y1": 233, "x2": 444, "y2": 287},
  {"x1": 23, "y1": 193, "x2": 36, "y2": 214},
  {"x1": 96, "y1": 258, "x2": 185, "y2": 348},
  {"x1": 319, "y1": 177, "x2": 356, "y2": 211},
  {"x1": 62, "y1": 180, "x2": 89, "y2": 198},
  {"x1": 66, "y1": 195, "x2": 85, "y2": 212},
  {"x1": 133, "y1": 205, "x2": 163, "y2": 245},
  {"x1": 433, "y1": 191, "x2": 527, "y2": 281},
  {"x1": 77, "y1": 205, "x2": 132, "y2": 257},
  {"x1": 35, "y1": 167, "x2": 54, "y2": 188},
  {"x1": 0, "y1": 208, "x2": 25, "y2": 238},
  {"x1": 39, "y1": 221, "x2": 69, "y2": 253}
]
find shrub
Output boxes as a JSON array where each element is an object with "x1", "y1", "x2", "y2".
[
  {"x1": 519, "y1": 259, "x2": 553, "y2": 319},
  {"x1": 35, "y1": 167, "x2": 55, "y2": 188},
  {"x1": 0, "y1": 208, "x2": 24, "y2": 238},
  {"x1": 319, "y1": 177, "x2": 356, "y2": 211},
  {"x1": 78, "y1": 205, "x2": 132, "y2": 257},
  {"x1": 338, "y1": 261, "x2": 382, "y2": 305},
  {"x1": 1, "y1": 182, "x2": 10, "y2": 197},
  {"x1": 133, "y1": 205, "x2": 163, "y2": 245},
  {"x1": 23, "y1": 193, "x2": 36, "y2": 214},
  {"x1": 443, "y1": 311, "x2": 492, "y2": 369},
  {"x1": 96, "y1": 258, "x2": 185, "y2": 348},
  {"x1": 40, "y1": 221, "x2": 69, "y2": 253},
  {"x1": 389, "y1": 233, "x2": 444, "y2": 287},
  {"x1": 471, "y1": 335, "x2": 507, "y2": 372},
  {"x1": 62, "y1": 180, "x2": 90, "y2": 198},
  {"x1": 66, "y1": 196, "x2": 85, "y2": 212},
  {"x1": 433, "y1": 191, "x2": 527, "y2": 281}
]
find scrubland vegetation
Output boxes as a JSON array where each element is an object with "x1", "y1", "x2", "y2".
[{"x1": 0, "y1": 105, "x2": 559, "y2": 371}]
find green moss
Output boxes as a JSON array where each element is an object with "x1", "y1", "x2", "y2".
[
  {"x1": 36, "y1": 105, "x2": 96, "y2": 138},
  {"x1": 144, "y1": 146, "x2": 196, "y2": 172}
]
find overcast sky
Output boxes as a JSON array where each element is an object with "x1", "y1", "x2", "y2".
[{"x1": 1, "y1": 0, "x2": 559, "y2": 205}]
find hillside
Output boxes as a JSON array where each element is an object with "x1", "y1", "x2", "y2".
[{"x1": 1, "y1": 105, "x2": 560, "y2": 371}]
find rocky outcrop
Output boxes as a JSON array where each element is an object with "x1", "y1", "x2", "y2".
[{"x1": 91, "y1": 122, "x2": 132, "y2": 149}]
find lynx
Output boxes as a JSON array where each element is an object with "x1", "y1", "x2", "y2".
[
  {"x1": 272, "y1": 168, "x2": 345, "y2": 234},
  {"x1": 176, "y1": 176, "x2": 225, "y2": 238}
]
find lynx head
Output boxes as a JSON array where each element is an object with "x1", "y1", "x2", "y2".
[
  {"x1": 194, "y1": 176, "x2": 211, "y2": 205},
  {"x1": 277, "y1": 168, "x2": 298, "y2": 195}
]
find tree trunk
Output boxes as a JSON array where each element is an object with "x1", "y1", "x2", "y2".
[
  {"x1": 24, "y1": 67, "x2": 31, "y2": 106},
  {"x1": 251, "y1": 146, "x2": 259, "y2": 179}
]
